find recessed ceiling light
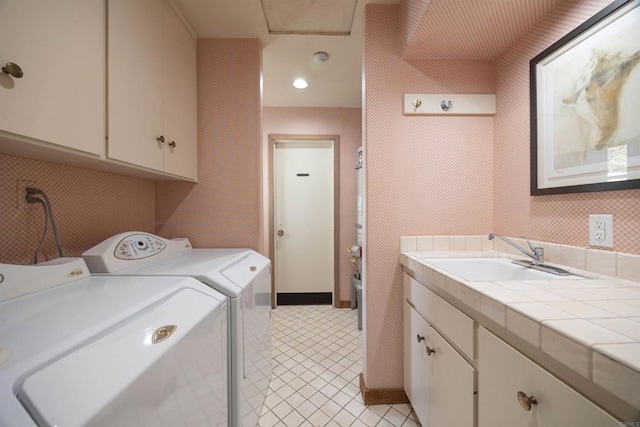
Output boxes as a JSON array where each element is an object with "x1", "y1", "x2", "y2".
[{"x1": 293, "y1": 78, "x2": 308, "y2": 89}]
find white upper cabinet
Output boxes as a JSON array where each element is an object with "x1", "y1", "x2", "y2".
[
  {"x1": 163, "y1": 2, "x2": 197, "y2": 179},
  {"x1": 108, "y1": 0, "x2": 197, "y2": 181},
  {"x1": 0, "y1": 0, "x2": 105, "y2": 155}
]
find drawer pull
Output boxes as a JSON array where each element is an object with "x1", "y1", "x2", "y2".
[
  {"x1": 426, "y1": 346, "x2": 436, "y2": 356},
  {"x1": 517, "y1": 391, "x2": 537, "y2": 411},
  {"x1": 416, "y1": 334, "x2": 425, "y2": 343},
  {"x1": 157, "y1": 135, "x2": 165, "y2": 144}
]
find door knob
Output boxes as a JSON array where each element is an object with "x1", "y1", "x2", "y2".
[
  {"x1": 277, "y1": 230, "x2": 284, "y2": 237},
  {"x1": 157, "y1": 135, "x2": 165, "y2": 144}
]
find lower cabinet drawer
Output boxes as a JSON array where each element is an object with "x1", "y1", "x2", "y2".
[
  {"x1": 404, "y1": 273, "x2": 474, "y2": 359},
  {"x1": 478, "y1": 327, "x2": 620, "y2": 427}
]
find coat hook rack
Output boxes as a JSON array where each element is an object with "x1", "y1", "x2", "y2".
[{"x1": 403, "y1": 94, "x2": 495, "y2": 116}]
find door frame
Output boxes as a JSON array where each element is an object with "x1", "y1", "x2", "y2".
[{"x1": 269, "y1": 134, "x2": 340, "y2": 308}]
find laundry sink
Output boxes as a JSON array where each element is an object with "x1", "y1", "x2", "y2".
[{"x1": 423, "y1": 258, "x2": 577, "y2": 281}]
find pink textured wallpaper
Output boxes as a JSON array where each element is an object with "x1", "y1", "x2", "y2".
[
  {"x1": 493, "y1": 0, "x2": 640, "y2": 255},
  {"x1": 263, "y1": 107, "x2": 362, "y2": 302},
  {"x1": 0, "y1": 153, "x2": 155, "y2": 264},
  {"x1": 156, "y1": 39, "x2": 263, "y2": 251},
  {"x1": 364, "y1": 4, "x2": 495, "y2": 389},
  {"x1": 400, "y1": 0, "x2": 566, "y2": 60}
]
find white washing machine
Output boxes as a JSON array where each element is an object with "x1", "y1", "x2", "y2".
[
  {"x1": 0, "y1": 258, "x2": 228, "y2": 426},
  {"x1": 82, "y1": 232, "x2": 272, "y2": 427}
]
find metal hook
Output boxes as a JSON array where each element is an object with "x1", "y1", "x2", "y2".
[{"x1": 440, "y1": 100, "x2": 452, "y2": 111}]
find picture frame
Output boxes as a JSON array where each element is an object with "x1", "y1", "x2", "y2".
[{"x1": 530, "y1": 0, "x2": 640, "y2": 195}]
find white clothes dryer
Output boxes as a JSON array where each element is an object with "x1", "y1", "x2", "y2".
[
  {"x1": 82, "y1": 232, "x2": 272, "y2": 427},
  {"x1": 0, "y1": 258, "x2": 228, "y2": 426}
]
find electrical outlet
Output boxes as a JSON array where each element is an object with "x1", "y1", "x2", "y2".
[
  {"x1": 16, "y1": 180, "x2": 38, "y2": 209},
  {"x1": 589, "y1": 214, "x2": 614, "y2": 247}
]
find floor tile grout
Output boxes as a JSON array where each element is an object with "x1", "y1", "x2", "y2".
[{"x1": 258, "y1": 305, "x2": 420, "y2": 427}]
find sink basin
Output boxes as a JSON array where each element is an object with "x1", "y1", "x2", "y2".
[{"x1": 423, "y1": 258, "x2": 577, "y2": 281}]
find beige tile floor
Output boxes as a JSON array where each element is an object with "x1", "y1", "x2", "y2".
[{"x1": 258, "y1": 305, "x2": 420, "y2": 427}]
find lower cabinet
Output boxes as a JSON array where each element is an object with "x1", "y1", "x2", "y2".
[
  {"x1": 478, "y1": 327, "x2": 619, "y2": 427},
  {"x1": 404, "y1": 301, "x2": 476, "y2": 427}
]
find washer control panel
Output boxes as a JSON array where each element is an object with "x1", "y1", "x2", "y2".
[
  {"x1": 115, "y1": 234, "x2": 166, "y2": 260},
  {"x1": 82, "y1": 232, "x2": 192, "y2": 273}
]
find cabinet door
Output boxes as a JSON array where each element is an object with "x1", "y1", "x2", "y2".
[
  {"x1": 478, "y1": 327, "x2": 619, "y2": 427},
  {"x1": 108, "y1": 0, "x2": 164, "y2": 171},
  {"x1": 404, "y1": 301, "x2": 431, "y2": 426},
  {"x1": 162, "y1": 1, "x2": 197, "y2": 180},
  {"x1": 429, "y1": 325, "x2": 475, "y2": 427},
  {"x1": 0, "y1": 0, "x2": 104, "y2": 155}
]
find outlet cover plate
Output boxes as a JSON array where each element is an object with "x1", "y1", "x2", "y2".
[
  {"x1": 589, "y1": 214, "x2": 613, "y2": 247},
  {"x1": 17, "y1": 180, "x2": 38, "y2": 209}
]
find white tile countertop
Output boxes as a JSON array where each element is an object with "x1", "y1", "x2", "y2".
[{"x1": 400, "y1": 246, "x2": 640, "y2": 412}]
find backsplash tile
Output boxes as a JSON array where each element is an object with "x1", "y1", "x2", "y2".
[
  {"x1": 449, "y1": 235, "x2": 466, "y2": 251},
  {"x1": 432, "y1": 236, "x2": 450, "y2": 251},
  {"x1": 586, "y1": 249, "x2": 617, "y2": 277},
  {"x1": 415, "y1": 236, "x2": 433, "y2": 251},
  {"x1": 559, "y1": 245, "x2": 586, "y2": 270},
  {"x1": 465, "y1": 236, "x2": 482, "y2": 251},
  {"x1": 400, "y1": 236, "x2": 417, "y2": 252},
  {"x1": 617, "y1": 253, "x2": 640, "y2": 283}
]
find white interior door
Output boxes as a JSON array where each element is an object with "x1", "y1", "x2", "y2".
[{"x1": 275, "y1": 141, "x2": 334, "y2": 303}]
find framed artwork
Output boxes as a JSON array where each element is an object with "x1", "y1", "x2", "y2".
[{"x1": 530, "y1": 0, "x2": 640, "y2": 195}]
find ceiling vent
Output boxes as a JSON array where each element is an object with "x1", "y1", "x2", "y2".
[{"x1": 261, "y1": 0, "x2": 357, "y2": 35}]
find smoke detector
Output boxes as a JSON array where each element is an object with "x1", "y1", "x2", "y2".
[{"x1": 312, "y1": 52, "x2": 329, "y2": 63}]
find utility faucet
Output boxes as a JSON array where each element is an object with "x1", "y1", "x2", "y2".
[{"x1": 488, "y1": 234, "x2": 544, "y2": 264}]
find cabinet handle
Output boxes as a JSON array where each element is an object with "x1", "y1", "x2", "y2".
[
  {"x1": 416, "y1": 334, "x2": 425, "y2": 343},
  {"x1": 516, "y1": 391, "x2": 537, "y2": 411},
  {"x1": 157, "y1": 135, "x2": 165, "y2": 144},
  {"x1": 168, "y1": 141, "x2": 176, "y2": 148},
  {"x1": 426, "y1": 346, "x2": 435, "y2": 356},
  {"x1": 2, "y1": 62, "x2": 23, "y2": 78}
]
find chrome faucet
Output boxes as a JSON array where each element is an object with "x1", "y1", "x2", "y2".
[{"x1": 488, "y1": 234, "x2": 544, "y2": 264}]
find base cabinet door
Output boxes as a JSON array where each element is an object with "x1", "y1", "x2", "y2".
[
  {"x1": 404, "y1": 301, "x2": 475, "y2": 427},
  {"x1": 429, "y1": 323, "x2": 475, "y2": 427},
  {"x1": 404, "y1": 301, "x2": 431, "y2": 425},
  {"x1": 478, "y1": 327, "x2": 620, "y2": 427}
]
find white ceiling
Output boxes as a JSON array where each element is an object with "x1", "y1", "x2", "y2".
[{"x1": 171, "y1": 0, "x2": 400, "y2": 108}]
